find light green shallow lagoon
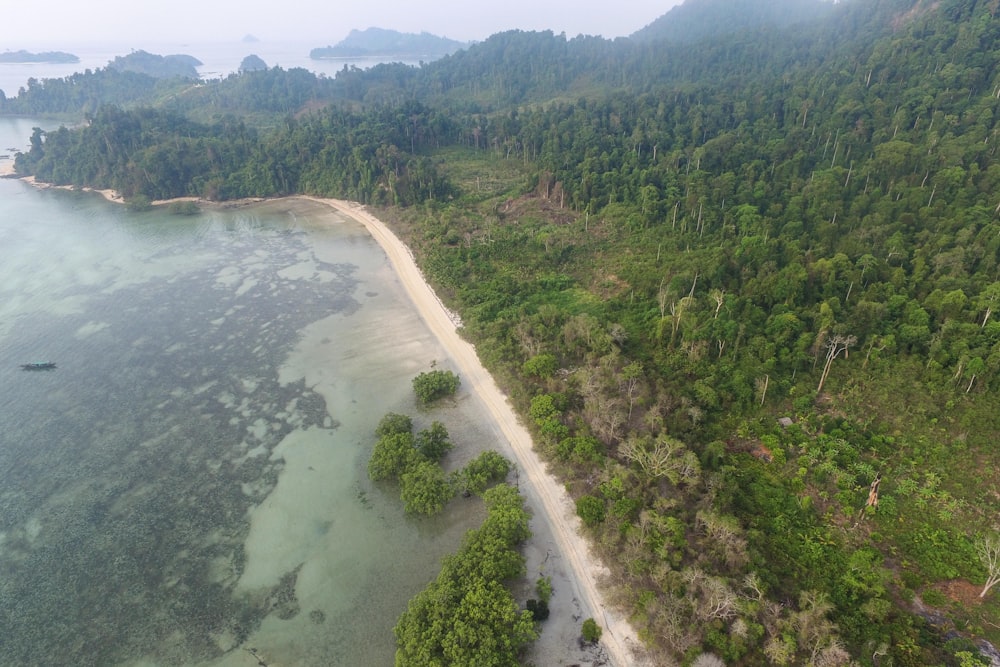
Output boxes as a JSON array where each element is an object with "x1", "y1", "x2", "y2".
[{"x1": 0, "y1": 117, "x2": 498, "y2": 666}]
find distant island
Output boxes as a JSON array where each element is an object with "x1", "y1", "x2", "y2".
[
  {"x1": 0, "y1": 50, "x2": 79, "y2": 64},
  {"x1": 310, "y1": 27, "x2": 467, "y2": 60},
  {"x1": 238, "y1": 54, "x2": 267, "y2": 73},
  {"x1": 106, "y1": 51, "x2": 202, "y2": 79}
]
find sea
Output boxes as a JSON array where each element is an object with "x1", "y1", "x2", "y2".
[
  {"x1": 0, "y1": 64, "x2": 498, "y2": 666},
  {"x1": 0, "y1": 38, "x2": 423, "y2": 100}
]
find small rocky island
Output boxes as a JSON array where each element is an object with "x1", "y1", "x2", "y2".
[
  {"x1": 0, "y1": 49, "x2": 79, "y2": 64},
  {"x1": 239, "y1": 54, "x2": 268, "y2": 73}
]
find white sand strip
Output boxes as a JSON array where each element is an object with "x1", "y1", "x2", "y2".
[{"x1": 308, "y1": 197, "x2": 647, "y2": 667}]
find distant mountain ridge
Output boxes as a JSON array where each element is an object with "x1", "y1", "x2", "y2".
[
  {"x1": 310, "y1": 27, "x2": 467, "y2": 60},
  {"x1": 631, "y1": 0, "x2": 835, "y2": 43}
]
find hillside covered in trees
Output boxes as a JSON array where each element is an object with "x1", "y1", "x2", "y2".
[{"x1": 7, "y1": 0, "x2": 1000, "y2": 664}]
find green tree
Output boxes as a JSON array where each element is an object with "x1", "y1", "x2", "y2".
[
  {"x1": 167, "y1": 200, "x2": 200, "y2": 215},
  {"x1": 457, "y1": 451, "x2": 512, "y2": 495},
  {"x1": 126, "y1": 194, "x2": 152, "y2": 211},
  {"x1": 394, "y1": 484, "x2": 535, "y2": 665},
  {"x1": 400, "y1": 460, "x2": 455, "y2": 515},
  {"x1": 412, "y1": 370, "x2": 461, "y2": 405},
  {"x1": 581, "y1": 617, "x2": 602, "y2": 643},
  {"x1": 576, "y1": 495, "x2": 606, "y2": 527},
  {"x1": 439, "y1": 579, "x2": 537, "y2": 665},
  {"x1": 523, "y1": 352, "x2": 558, "y2": 378},
  {"x1": 535, "y1": 575, "x2": 553, "y2": 604},
  {"x1": 376, "y1": 412, "x2": 413, "y2": 437},
  {"x1": 368, "y1": 431, "x2": 419, "y2": 482},
  {"x1": 416, "y1": 421, "x2": 452, "y2": 461}
]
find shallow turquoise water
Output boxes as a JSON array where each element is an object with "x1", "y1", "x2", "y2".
[{"x1": 0, "y1": 119, "x2": 493, "y2": 666}]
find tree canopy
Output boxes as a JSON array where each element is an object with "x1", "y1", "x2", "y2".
[{"x1": 394, "y1": 484, "x2": 536, "y2": 666}]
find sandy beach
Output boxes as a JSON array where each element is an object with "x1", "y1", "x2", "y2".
[
  {"x1": 310, "y1": 198, "x2": 649, "y2": 667},
  {"x1": 14, "y1": 174, "x2": 124, "y2": 201}
]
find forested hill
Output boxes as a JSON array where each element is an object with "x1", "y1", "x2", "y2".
[
  {"x1": 10, "y1": 0, "x2": 1000, "y2": 664},
  {"x1": 333, "y1": 0, "x2": 942, "y2": 107},
  {"x1": 630, "y1": 0, "x2": 835, "y2": 44},
  {"x1": 309, "y1": 27, "x2": 467, "y2": 59},
  {"x1": 106, "y1": 50, "x2": 202, "y2": 79}
]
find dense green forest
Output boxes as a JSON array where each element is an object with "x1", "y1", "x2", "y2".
[{"x1": 7, "y1": 0, "x2": 1000, "y2": 664}]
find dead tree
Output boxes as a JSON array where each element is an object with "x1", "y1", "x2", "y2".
[
  {"x1": 977, "y1": 531, "x2": 1000, "y2": 598},
  {"x1": 756, "y1": 374, "x2": 770, "y2": 406},
  {"x1": 865, "y1": 472, "x2": 882, "y2": 513},
  {"x1": 710, "y1": 288, "x2": 725, "y2": 318},
  {"x1": 817, "y1": 334, "x2": 857, "y2": 394}
]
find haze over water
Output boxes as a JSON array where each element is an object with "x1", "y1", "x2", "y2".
[
  {"x1": 0, "y1": 116, "x2": 496, "y2": 665},
  {"x1": 0, "y1": 39, "x2": 421, "y2": 102}
]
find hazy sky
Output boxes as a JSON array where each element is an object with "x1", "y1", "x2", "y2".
[{"x1": 1, "y1": 1, "x2": 684, "y2": 47}]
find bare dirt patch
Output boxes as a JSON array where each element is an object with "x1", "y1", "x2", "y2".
[{"x1": 938, "y1": 579, "x2": 985, "y2": 608}]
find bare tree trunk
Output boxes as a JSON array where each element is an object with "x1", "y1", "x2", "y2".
[
  {"x1": 861, "y1": 337, "x2": 885, "y2": 368},
  {"x1": 711, "y1": 289, "x2": 725, "y2": 318},
  {"x1": 817, "y1": 335, "x2": 857, "y2": 394},
  {"x1": 977, "y1": 534, "x2": 1000, "y2": 598},
  {"x1": 865, "y1": 472, "x2": 882, "y2": 511},
  {"x1": 657, "y1": 278, "x2": 669, "y2": 320}
]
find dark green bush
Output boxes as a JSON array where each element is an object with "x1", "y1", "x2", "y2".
[{"x1": 412, "y1": 370, "x2": 460, "y2": 405}]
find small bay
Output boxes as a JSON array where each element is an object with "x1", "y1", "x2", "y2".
[{"x1": 0, "y1": 118, "x2": 496, "y2": 666}]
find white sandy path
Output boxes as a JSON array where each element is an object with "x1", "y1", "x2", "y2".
[{"x1": 309, "y1": 197, "x2": 646, "y2": 667}]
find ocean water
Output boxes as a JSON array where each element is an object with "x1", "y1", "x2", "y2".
[
  {"x1": 0, "y1": 39, "x2": 422, "y2": 100},
  {"x1": 0, "y1": 117, "x2": 495, "y2": 666}
]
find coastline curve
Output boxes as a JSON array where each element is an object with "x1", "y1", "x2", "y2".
[{"x1": 309, "y1": 197, "x2": 649, "y2": 667}]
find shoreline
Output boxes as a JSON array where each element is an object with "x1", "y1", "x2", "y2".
[
  {"x1": 16, "y1": 174, "x2": 124, "y2": 202},
  {"x1": 16, "y1": 179, "x2": 648, "y2": 665},
  {"x1": 308, "y1": 197, "x2": 648, "y2": 667}
]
